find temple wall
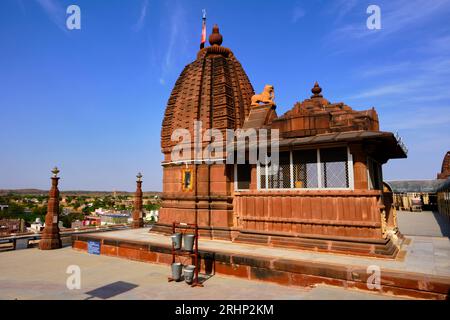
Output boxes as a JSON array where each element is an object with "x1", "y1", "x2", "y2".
[
  {"x1": 233, "y1": 190, "x2": 383, "y2": 240},
  {"x1": 438, "y1": 185, "x2": 450, "y2": 220},
  {"x1": 159, "y1": 162, "x2": 234, "y2": 234}
]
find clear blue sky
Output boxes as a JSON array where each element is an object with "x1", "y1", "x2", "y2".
[{"x1": 1, "y1": 0, "x2": 449, "y2": 191}]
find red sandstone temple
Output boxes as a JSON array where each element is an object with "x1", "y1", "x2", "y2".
[
  {"x1": 155, "y1": 25, "x2": 407, "y2": 258},
  {"x1": 437, "y1": 151, "x2": 450, "y2": 180}
]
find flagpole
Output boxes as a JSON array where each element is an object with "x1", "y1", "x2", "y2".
[{"x1": 200, "y1": 9, "x2": 206, "y2": 49}]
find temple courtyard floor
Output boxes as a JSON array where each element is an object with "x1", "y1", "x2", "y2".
[
  {"x1": 0, "y1": 246, "x2": 405, "y2": 300},
  {"x1": 0, "y1": 210, "x2": 449, "y2": 300}
]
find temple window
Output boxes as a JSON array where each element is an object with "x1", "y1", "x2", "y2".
[
  {"x1": 293, "y1": 149, "x2": 319, "y2": 188},
  {"x1": 236, "y1": 163, "x2": 251, "y2": 190},
  {"x1": 267, "y1": 151, "x2": 291, "y2": 189},
  {"x1": 320, "y1": 147, "x2": 350, "y2": 188},
  {"x1": 367, "y1": 157, "x2": 383, "y2": 190},
  {"x1": 254, "y1": 146, "x2": 353, "y2": 190}
]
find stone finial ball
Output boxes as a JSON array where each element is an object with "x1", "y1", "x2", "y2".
[
  {"x1": 209, "y1": 24, "x2": 223, "y2": 46},
  {"x1": 311, "y1": 82, "x2": 322, "y2": 95}
]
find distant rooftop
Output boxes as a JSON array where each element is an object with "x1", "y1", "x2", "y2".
[
  {"x1": 437, "y1": 177, "x2": 450, "y2": 192},
  {"x1": 386, "y1": 180, "x2": 446, "y2": 193}
]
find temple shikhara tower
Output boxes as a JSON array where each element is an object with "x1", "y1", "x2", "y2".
[
  {"x1": 156, "y1": 25, "x2": 407, "y2": 258},
  {"x1": 159, "y1": 24, "x2": 254, "y2": 239}
]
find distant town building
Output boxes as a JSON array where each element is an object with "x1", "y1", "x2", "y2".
[
  {"x1": 0, "y1": 219, "x2": 23, "y2": 236},
  {"x1": 93, "y1": 208, "x2": 131, "y2": 225},
  {"x1": 144, "y1": 210, "x2": 159, "y2": 222},
  {"x1": 28, "y1": 218, "x2": 44, "y2": 233}
]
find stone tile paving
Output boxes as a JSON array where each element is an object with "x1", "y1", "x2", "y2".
[
  {"x1": 0, "y1": 247, "x2": 404, "y2": 300},
  {"x1": 2, "y1": 210, "x2": 448, "y2": 300},
  {"x1": 397, "y1": 210, "x2": 450, "y2": 237},
  {"x1": 90, "y1": 225, "x2": 450, "y2": 277}
]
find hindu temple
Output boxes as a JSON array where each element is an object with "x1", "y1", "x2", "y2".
[
  {"x1": 70, "y1": 23, "x2": 450, "y2": 300},
  {"x1": 155, "y1": 25, "x2": 407, "y2": 258}
]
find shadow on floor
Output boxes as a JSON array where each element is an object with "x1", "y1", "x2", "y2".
[
  {"x1": 432, "y1": 211, "x2": 450, "y2": 237},
  {"x1": 198, "y1": 273, "x2": 214, "y2": 285},
  {"x1": 85, "y1": 281, "x2": 138, "y2": 299}
]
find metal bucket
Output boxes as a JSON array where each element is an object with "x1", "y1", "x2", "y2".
[
  {"x1": 171, "y1": 233, "x2": 182, "y2": 250},
  {"x1": 171, "y1": 262, "x2": 183, "y2": 281},
  {"x1": 183, "y1": 265, "x2": 196, "y2": 284},
  {"x1": 183, "y1": 234, "x2": 195, "y2": 252}
]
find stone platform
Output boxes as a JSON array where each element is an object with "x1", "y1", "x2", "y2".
[{"x1": 72, "y1": 228, "x2": 450, "y2": 300}]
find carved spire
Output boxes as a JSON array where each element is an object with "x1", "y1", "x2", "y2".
[
  {"x1": 311, "y1": 81, "x2": 323, "y2": 99},
  {"x1": 39, "y1": 167, "x2": 62, "y2": 250},
  {"x1": 437, "y1": 151, "x2": 450, "y2": 179},
  {"x1": 132, "y1": 172, "x2": 144, "y2": 228},
  {"x1": 209, "y1": 24, "x2": 223, "y2": 46}
]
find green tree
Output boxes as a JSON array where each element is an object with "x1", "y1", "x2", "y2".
[{"x1": 60, "y1": 212, "x2": 85, "y2": 228}]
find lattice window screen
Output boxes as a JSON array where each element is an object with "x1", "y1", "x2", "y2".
[
  {"x1": 259, "y1": 164, "x2": 266, "y2": 189},
  {"x1": 258, "y1": 147, "x2": 351, "y2": 190},
  {"x1": 320, "y1": 147, "x2": 349, "y2": 188},
  {"x1": 293, "y1": 149, "x2": 318, "y2": 188},
  {"x1": 267, "y1": 152, "x2": 290, "y2": 189}
]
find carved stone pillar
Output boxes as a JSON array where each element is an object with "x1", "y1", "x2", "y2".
[
  {"x1": 349, "y1": 144, "x2": 368, "y2": 190},
  {"x1": 250, "y1": 165, "x2": 257, "y2": 190},
  {"x1": 39, "y1": 167, "x2": 62, "y2": 250},
  {"x1": 131, "y1": 172, "x2": 144, "y2": 229}
]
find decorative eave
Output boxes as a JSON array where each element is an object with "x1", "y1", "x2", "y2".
[{"x1": 232, "y1": 130, "x2": 408, "y2": 161}]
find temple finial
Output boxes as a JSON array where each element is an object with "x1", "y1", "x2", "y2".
[
  {"x1": 136, "y1": 172, "x2": 143, "y2": 182},
  {"x1": 311, "y1": 81, "x2": 323, "y2": 98},
  {"x1": 51, "y1": 166, "x2": 60, "y2": 178},
  {"x1": 209, "y1": 24, "x2": 223, "y2": 46}
]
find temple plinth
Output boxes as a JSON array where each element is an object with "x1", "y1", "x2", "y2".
[
  {"x1": 131, "y1": 172, "x2": 144, "y2": 228},
  {"x1": 39, "y1": 167, "x2": 62, "y2": 250}
]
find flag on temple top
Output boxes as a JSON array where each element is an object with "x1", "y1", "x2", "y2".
[{"x1": 200, "y1": 9, "x2": 206, "y2": 49}]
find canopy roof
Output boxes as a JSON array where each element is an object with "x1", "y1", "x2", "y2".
[{"x1": 386, "y1": 180, "x2": 446, "y2": 193}]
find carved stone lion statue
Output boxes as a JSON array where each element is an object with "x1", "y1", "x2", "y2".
[{"x1": 251, "y1": 85, "x2": 275, "y2": 107}]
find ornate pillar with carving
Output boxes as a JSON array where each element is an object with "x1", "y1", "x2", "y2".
[
  {"x1": 131, "y1": 172, "x2": 144, "y2": 228},
  {"x1": 39, "y1": 167, "x2": 62, "y2": 250}
]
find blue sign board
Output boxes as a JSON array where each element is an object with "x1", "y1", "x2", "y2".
[{"x1": 87, "y1": 240, "x2": 101, "y2": 255}]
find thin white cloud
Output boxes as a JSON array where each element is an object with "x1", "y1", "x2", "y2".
[
  {"x1": 291, "y1": 5, "x2": 305, "y2": 24},
  {"x1": 132, "y1": 0, "x2": 149, "y2": 32},
  {"x1": 159, "y1": 1, "x2": 186, "y2": 85},
  {"x1": 35, "y1": 0, "x2": 67, "y2": 32},
  {"x1": 326, "y1": 0, "x2": 358, "y2": 23},
  {"x1": 327, "y1": 0, "x2": 450, "y2": 45},
  {"x1": 383, "y1": 108, "x2": 450, "y2": 130},
  {"x1": 348, "y1": 81, "x2": 418, "y2": 99},
  {"x1": 359, "y1": 62, "x2": 412, "y2": 78},
  {"x1": 349, "y1": 55, "x2": 450, "y2": 101}
]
